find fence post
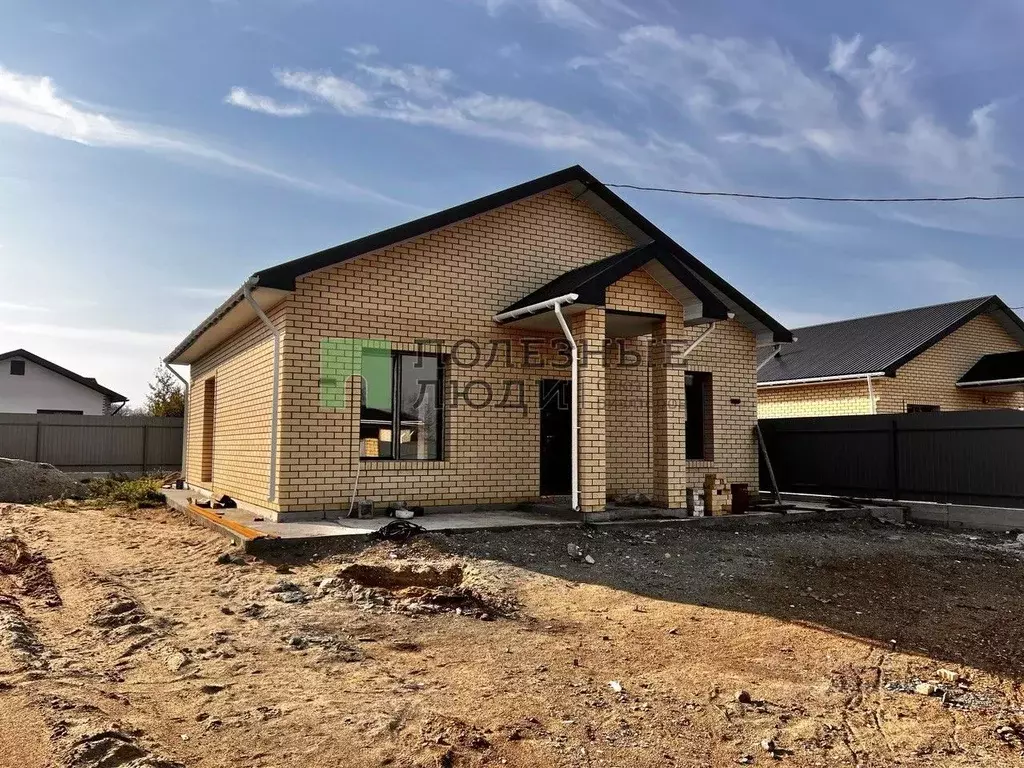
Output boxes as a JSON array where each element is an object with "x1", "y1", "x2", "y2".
[
  {"x1": 34, "y1": 421, "x2": 41, "y2": 462},
  {"x1": 889, "y1": 418, "x2": 900, "y2": 501},
  {"x1": 141, "y1": 424, "x2": 149, "y2": 474}
]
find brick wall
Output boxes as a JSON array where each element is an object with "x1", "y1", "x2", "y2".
[
  {"x1": 185, "y1": 302, "x2": 289, "y2": 510},
  {"x1": 185, "y1": 187, "x2": 762, "y2": 514},
  {"x1": 758, "y1": 380, "x2": 873, "y2": 418},
  {"x1": 757, "y1": 313, "x2": 1024, "y2": 418},
  {"x1": 605, "y1": 269, "x2": 759, "y2": 501}
]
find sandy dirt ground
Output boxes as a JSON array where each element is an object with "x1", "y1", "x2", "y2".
[{"x1": 2, "y1": 502, "x2": 1024, "y2": 767}]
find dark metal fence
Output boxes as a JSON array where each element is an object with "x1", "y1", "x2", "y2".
[
  {"x1": 758, "y1": 409, "x2": 1024, "y2": 508},
  {"x1": 0, "y1": 413, "x2": 183, "y2": 472}
]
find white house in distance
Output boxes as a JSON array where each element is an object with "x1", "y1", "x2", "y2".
[{"x1": 0, "y1": 349, "x2": 128, "y2": 416}]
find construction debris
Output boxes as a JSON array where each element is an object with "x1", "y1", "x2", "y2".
[{"x1": 372, "y1": 520, "x2": 425, "y2": 543}]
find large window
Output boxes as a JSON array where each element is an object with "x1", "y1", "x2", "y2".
[
  {"x1": 685, "y1": 372, "x2": 714, "y2": 460},
  {"x1": 360, "y1": 352, "x2": 444, "y2": 460}
]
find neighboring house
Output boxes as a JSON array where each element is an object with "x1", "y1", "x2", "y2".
[
  {"x1": 165, "y1": 166, "x2": 791, "y2": 521},
  {"x1": 757, "y1": 296, "x2": 1024, "y2": 418},
  {"x1": 0, "y1": 349, "x2": 128, "y2": 415}
]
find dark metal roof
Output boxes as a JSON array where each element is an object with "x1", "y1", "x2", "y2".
[
  {"x1": 758, "y1": 296, "x2": 1024, "y2": 384},
  {"x1": 497, "y1": 243, "x2": 729, "y2": 320},
  {"x1": 958, "y1": 350, "x2": 1024, "y2": 386},
  {"x1": 0, "y1": 349, "x2": 128, "y2": 402}
]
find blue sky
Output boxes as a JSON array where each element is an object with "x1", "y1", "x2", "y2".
[{"x1": 2, "y1": 0, "x2": 1023, "y2": 404}]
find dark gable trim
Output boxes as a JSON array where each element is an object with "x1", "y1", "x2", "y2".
[
  {"x1": 0, "y1": 349, "x2": 127, "y2": 402},
  {"x1": 249, "y1": 165, "x2": 789, "y2": 340},
  {"x1": 497, "y1": 243, "x2": 729, "y2": 321},
  {"x1": 576, "y1": 176, "x2": 792, "y2": 342},
  {"x1": 253, "y1": 166, "x2": 587, "y2": 291},
  {"x1": 883, "y1": 296, "x2": 1024, "y2": 375}
]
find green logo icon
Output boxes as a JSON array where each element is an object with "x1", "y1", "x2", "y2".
[{"x1": 320, "y1": 338, "x2": 392, "y2": 409}]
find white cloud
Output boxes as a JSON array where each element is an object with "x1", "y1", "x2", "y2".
[
  {"x1": 225, "y1": 86, "x2": 310, "y2": 117},
  {"x1": 240, "y1": 65, "x2": 685, "y2": 170},
  {"x1": 593, "y1": 27, "x2": 1008, "y2": 193},
  {"x1": 854, "y1": 256, "x2": 978, "y2": 294},
  {"x1": 474, "y1": 0, "x2": 640, "y2": 29},
  {"x1": 482, "y1": 0, "x2": 599, "y2": 29},
  {"x1": 0, "y1": 300, "x2": 49, "y2": 313},
  {"x1": 0, "y1": 65, "x2": 410, "y2": 206},
  {"x1": 345, "y1": 43, "x2": 379, "y2": 58},
  {"x1": 0, "y1": 321, "x2": 182, "y2": 347}
]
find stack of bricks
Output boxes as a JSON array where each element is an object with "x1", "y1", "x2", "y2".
[{"x1": 702, "y1": 474, "x2": 734, "y2": 516}]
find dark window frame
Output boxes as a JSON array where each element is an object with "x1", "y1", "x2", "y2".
[
  {"x1": 360, "y1": 351, "x2": 445, "y2": 462},
  {"x1": 9, "y1": 359, "x2": 25, "y2": 376},
  {"x1": 906, "y1": 403, "x2": 940, "y2": 413},
  {"x1": 685, "y1": 371, "x2": 714, "y2": 461}
]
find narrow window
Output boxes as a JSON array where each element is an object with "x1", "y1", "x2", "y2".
[
  {"x1": 9, "y1": 359, "x2": 25, "y2": 375},
  {"x1": 200, "y1": 378, "x2": 216, "y2": 483},
  {"x1": 36, "y1": 409, "x2": 84, "y2": 415},
  {"x1": 685, "y1": 372, "x2": 714, "y2": 460},
  {"x1": 906, "y1": 404, "x2": 939, "y2": 413},
  {"x1": 360, "y1": 352, "x2": 444, "y2": 460}
]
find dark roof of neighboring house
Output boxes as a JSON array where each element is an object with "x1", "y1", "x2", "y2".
[
  {"x1": 757, "y1": 296, "x2": 1024, "y2": 385},
  {"x1": 0, "y1": 349, "x2": 127, "y2": 402},
  {"x1": 958, "y1": 350, "x2": 1024, "y2": 386},
  {"x1": 497, "y1": 242, "x2": 729, "y2": 320},
  {"x1": 166, "y1": 164, "x2": 791, "y2": 364}
]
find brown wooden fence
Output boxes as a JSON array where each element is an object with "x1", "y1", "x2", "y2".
[
  {"x1": 758, "y1": 409, "x2": 1024, "y2": 508},
  {"x1": 0, "y1": 413, "x2": 183, "y2": 472}
]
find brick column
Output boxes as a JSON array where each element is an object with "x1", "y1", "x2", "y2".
[
  {"x1": 651, "y1": 322, "x2": 687, "y2": 509},
  {"x1": 571, "y1": 309, "x2": 606, "y2": 514}
]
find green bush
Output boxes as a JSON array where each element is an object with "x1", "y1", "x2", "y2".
[{"x1": 87, "y1": 476, "x2": 166, "y2": 509}]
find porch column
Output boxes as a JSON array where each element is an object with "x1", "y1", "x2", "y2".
[
  {"x1": 651, "y1": 321, "x2": 687, "y2": 509},
  {"x1": 571, "y1": 308, "x2": 607, "y2": 514}
]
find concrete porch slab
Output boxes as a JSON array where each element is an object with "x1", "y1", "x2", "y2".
[{"x1": 163, "y1": 488, "x2": 581, "y2": 549}]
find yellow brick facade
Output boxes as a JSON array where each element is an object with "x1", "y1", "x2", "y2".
[
  {"x1": 185, "y1": 188, "x2": 762, "y2": 517},
  {"x1": 758, "y1": 313, "x2": 1024, "y2": 418}
]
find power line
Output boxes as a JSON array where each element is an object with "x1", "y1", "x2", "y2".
[{"x1": 604, "y1": 182, "x2": 1024, "y2": 203}]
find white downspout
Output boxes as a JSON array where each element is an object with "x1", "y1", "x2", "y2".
[
  {"x1": 493, "y1": 292, "x2": 581, "y2": 512},
  {"x1": 164, "y1": 363, "x2": 189, "y2": 481},
  {"x1": 866, "y1": 374, "x2": 877, "y2": 415},
  {"x1": 552, "y1": 302, "x2": 580, "y2": 512},
  {"x1": 243, "y1": 278, "x2": 280, "y2": 503}
]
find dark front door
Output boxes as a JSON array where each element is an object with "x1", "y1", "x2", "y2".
[{"x1": 539, "y1": 379, "x2": 572, "y2": 496}]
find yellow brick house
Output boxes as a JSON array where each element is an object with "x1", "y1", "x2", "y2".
[
  {"x1": 758, "y1": 297, "x2": 1024, "y2": 419},
  {"x1": 165, "y1": 166, "x2": 791, "y2": 521}
]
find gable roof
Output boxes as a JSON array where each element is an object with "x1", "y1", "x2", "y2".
[
  {"x1": 166, "y1": 165, "x2": 791, "y2": 364},
  {"x1": 0, "y1": 349, "x2": 127, "y2": 402},
  {"x1": 958, "y1": 350, "x2": 1024, "y2": 388},
  {"x1": 497, "y1": 243, "x2": 730, "y2": 322},
  {"x1": 757, "y1": 296, "x2": 1024, "y2": 386}
]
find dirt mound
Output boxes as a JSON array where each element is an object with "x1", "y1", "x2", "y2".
[
  {"x1": 331, "y1": 560, "x2": 512, "y2": 618},
  {"x1": 0, "y1": 457, "x2": 87, "y2": 504},
  {"x1": 90, "y1": 592, "x2": 161, "y2": 656},
  {"x1": 0, "y1": 593, "x2": 44, "y2": 661},
  {"x1": 63, "y1": 728, "x2": 183, "y2": 768},
  {"x1": 0, "y1": 535, "x2": 61, "y2": 606},
  {"x1": 337, "y1": 561, "x2": 464, "y2": 589}
]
